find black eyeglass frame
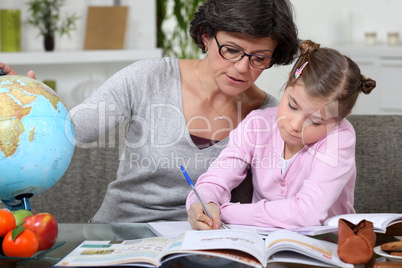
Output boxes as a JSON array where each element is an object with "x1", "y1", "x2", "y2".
[{"x1": 214, "y1": 35, "x2": 275, "y2": 70}]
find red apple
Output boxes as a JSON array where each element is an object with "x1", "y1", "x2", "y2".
[{"x1": 22, "y1": 213, "x2": 58, "y2": 251}]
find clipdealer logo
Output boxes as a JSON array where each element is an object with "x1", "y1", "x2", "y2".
[{"x1": 64, "y1": 100, "x2": 343, "y2": 168}]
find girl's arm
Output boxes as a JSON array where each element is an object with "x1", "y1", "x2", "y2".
[
  {"x1": 186, "y1": 110, "x2": 276, "y2": 224},
  {"x1": 185, "y1": 147, "x2": 250, "y2": 230}
]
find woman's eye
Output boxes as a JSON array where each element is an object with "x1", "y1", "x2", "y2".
[
  {"x1": 226, "y1": 47, "x2": 240, "y2": 54},
  {"x1": 254, "y1": 56, "x2": 265, "y2": 63}
]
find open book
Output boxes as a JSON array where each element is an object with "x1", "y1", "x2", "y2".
[
  {"x1": 148, "y1": 213, "x2": 402, "y2": 238},
  {"x1": 255, "y1": 213, "x2": 402, "y2": 236},
  {"x1": 259, "y1": 213, "x2": 402, "y2": 236},
  {"x1": 55, "y1": 229, "x2": 353, "y2": 268},
  {"x1": 323, "y1": 213, "x2": 402, "y2": 234}
]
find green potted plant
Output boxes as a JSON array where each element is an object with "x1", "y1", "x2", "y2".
[
  {"x1": 26, "y1": 0, "x2": 80, "y2": 51},
  {"x1": 157, "y1": 0, "x2": 205, "y2": 59}
]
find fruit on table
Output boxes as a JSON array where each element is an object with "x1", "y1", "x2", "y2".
[
  {"x1": 0, "y1": 209, "x2": 16, "y2": 237},
  {"x1": 23, "y1": 213, "x2": 58, "y2": 251},
  {"x1": 11, "y1": 209, "x2": 33, "y2": 226},
  {"x1": 2, "y1": 228, "x2": 39, "y2": 257}
]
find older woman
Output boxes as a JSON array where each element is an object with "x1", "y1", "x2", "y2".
[{"x1": 1, "y1": 0, "x2": 299, "y2": 223}]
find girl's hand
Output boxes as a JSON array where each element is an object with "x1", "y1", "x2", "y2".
[
  {"x1": 0, "y1": 62, "x2": 36, "y2": 79},
  {"x1": 187, "y1": 202, "x2": 222, "y2": 230}
]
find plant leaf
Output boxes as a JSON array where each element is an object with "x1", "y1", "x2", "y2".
[{"x1": 25, "y1": 0, "x2": 79, "y2": 38}]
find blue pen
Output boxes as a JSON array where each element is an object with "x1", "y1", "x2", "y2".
[{"x1": 180, "y1": 165, "x2": 230, "y2": 230}]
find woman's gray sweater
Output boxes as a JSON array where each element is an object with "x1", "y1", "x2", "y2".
[{"x1": 69, "y1": 57, "x2": 278, "y2": 223}]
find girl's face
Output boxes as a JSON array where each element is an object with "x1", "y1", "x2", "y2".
[
  {"x1": 203, "y1": 31, "x2": 277, "y2": 96},
  {"x1": 277, "y1": 83, "x2": 338, "y2": 152}
]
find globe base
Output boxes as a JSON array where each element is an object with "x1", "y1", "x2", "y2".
[{"x1": 1, "y1": 194, "x2": 33, "y2": 211}]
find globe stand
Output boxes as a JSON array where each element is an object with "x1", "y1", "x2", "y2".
[{"x1": 1, "y1": 193, "x2": 33, "y2": 211}]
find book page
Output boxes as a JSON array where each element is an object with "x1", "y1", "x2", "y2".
[
  {"x1": 179, "y1": 229, "x2": 265, "y2": 264},
  {"x1": 268, "y1": 252, "x2": 337, "y2": 267},
  {"x1": 256, "y1": 225, "x2": 338, "y2": 236},
  {"x1": 148, "y1": 221, "x2": 267, "y2": 239},
  {"x1": 263, "y1": 230, "x2": 353, "y2": 268},
  {"x1": 324, "y1": 213, "x2": 402, "y2": 233},
  {"x1": 160, "y1": 233, "x2": 262, "y2": 268},
  {"x1": 286, "y1": 225, "x2": 338, "y2": 236},
  {"x1": 148, "y1": 220, "x2": 338, "y2": 238},
  {"x1": 55, "y1": 238, "x2": 172, "y2": 267},
  {"x1": 148, "y1": 221, "x2": 192, "y2": 238}
]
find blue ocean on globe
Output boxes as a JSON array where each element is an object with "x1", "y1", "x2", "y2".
[{"x1": 0, "y1": 75, "x2": 75, "y2": 202}]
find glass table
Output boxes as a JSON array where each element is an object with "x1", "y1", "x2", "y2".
[
  {"x1": 0, "y1": 223, "x2": 156, "y2": 268},
  {"x1": 0, "y1": 223, "x2": 400, "y2": 267}
]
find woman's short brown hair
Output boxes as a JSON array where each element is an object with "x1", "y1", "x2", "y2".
[{"x1": 189, "y1": 0, "x2": 299, "y2": 66}]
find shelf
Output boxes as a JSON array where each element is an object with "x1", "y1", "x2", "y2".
[
  {"x1": 0, "y1": 48, "x2": 164, "y2": 65},
  {"x1": 331, "y1": 44, "x2": 402, "y2": 58}
]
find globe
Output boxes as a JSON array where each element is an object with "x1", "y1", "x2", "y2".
[{"x1": 0, "y1": 75, "x2": 75, "y2": 208}]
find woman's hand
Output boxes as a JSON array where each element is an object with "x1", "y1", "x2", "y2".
[
  {"x1": 187, "y1": 202, "x2": 223, "y2": 230},
  {"x1": 0, "y1": 62, "x2": 36, "y2": 79}
]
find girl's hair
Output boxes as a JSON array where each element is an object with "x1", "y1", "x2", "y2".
[
  {"x1": 189, "y1": 0, "x2": 299, "y2": 66},
  {"x1": 287, "y1": 40, "x2": 376, "y2": 119}
]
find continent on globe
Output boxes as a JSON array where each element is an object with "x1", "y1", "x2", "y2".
[
  {"x1": 0, "y1": 75, "x2": 75, "y2": 206},
  {"x1": 29, "y1": 127, "x2": 35, "y2": 142},
  {"x1": 0, "y1": 94, "x2": 32, "y2": 157}
]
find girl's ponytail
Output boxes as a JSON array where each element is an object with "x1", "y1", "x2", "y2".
[{"x1": 361, "y1": 75, "x2": 376, "y2": 95}]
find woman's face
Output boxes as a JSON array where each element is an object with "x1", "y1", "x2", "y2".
[{"x1": 203, "y1": 31, "x2": 277, "y2": 96}]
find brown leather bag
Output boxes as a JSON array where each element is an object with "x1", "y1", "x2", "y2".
[{"x1": 337, "y1": 219, "x2": 376, "y2": 264}]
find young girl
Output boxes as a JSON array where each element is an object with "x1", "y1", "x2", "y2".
[{"x1": 186, "y1": 40, "x2": 376, "y2": 230}]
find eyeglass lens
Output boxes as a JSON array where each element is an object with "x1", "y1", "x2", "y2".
[{"x1": 220, "y1": 46, "x2": 273, "y2": 69}]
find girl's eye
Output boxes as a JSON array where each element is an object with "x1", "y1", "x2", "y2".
[
  {"x1": 310, "y1": 119, "x2": 321, "y2": 126},
  {"x1": 288, "y1": 102, "x2": 297, "y2": 110}
]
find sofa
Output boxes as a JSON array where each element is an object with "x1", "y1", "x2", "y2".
[{"x1": 26, "y1": 115, "x2": 401, "y2": 223}]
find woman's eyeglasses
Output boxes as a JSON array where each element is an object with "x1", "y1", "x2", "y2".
[{"x1": 214, "y1": 35, "x2": 274, "y2": 70}]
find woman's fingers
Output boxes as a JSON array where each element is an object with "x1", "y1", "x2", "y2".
[
  {"x1": 0, "y1": 63, "x2": 36, "y2": 79},
  {"x1": 0, "y1": 63, "x2": 17, "y2": 75},
  {"x1": 26, "y1": 70, "x2": 36, "y2": 79}
]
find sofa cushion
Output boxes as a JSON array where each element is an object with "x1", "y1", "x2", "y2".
[{"x1": 347, "y1": 115, "x2": 401, "y2": 213}]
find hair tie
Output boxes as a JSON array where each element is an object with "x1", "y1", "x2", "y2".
[{"x1": 295, "y1": 61, "x2": 309, "y2": 79}]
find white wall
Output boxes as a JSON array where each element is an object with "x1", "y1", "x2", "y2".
[
  {"x1": 0, "y1": 0, "x2": 156, "y2": 108},
  {"x1": 255, "y1": 0, "x2": 402, "y2": 115},
  {"x1": 0, "y1": 0, "x2": 156, "y2": 50}
]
